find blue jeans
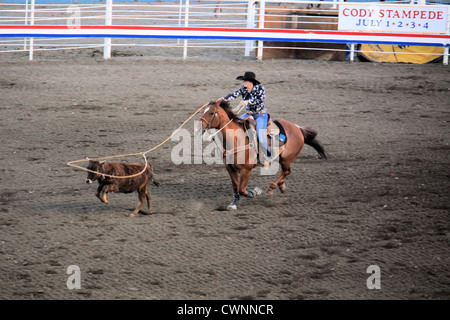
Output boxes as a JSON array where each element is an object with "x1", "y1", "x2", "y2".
[{"x1": 241, "y1": 112, "x2": 270, "y2": 156}]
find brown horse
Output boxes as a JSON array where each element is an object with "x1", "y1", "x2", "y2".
[{"x1": 198, "y1": 99, "x2": 327, "y2": 210}]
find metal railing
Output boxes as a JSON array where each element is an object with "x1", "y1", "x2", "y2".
[{"x1": 0, "y1": 0, "x2": 449, "y2": 63}]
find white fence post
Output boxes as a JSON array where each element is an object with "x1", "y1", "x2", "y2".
[
  {"x1": 29, "y1": 0, "x2": 35, "y2": 61},
  {"x1": 445, "y1": 48, "x2": 449, "y2": 66},
  {"x1": 28, "y1": 0, "x2": 35, "y2": 61},
  {"x1": 24, "y1": 0, "x2": 29, "y2": 51},
  {"x1": 104, "y1": 0, "x2": 112, "y2": 59},
  {"x1": 349, "y1": 43, "x2": 355, "y2": 62},
  {"x1": 178, "y1": 0, "x2": 183, "y2": 45},
  {"x1": 245, "y1": 0, "x2": 256, "y2": 56},
  {"x1": 183, "y1": 0, "x2": 190, "y2": 60},
  {"x1": 256, "y1": 0, "x2": 265, "y2": 61}
]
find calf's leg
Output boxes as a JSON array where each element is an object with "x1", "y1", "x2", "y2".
[
  {"x1": 145, "y1": 187, "x2": 152, "y2": 213},
  {"x1": 129, "y1": 189, "x2": 147, "y2": 217},
  {"x1": 96, "y1": 184, "x2": 109, "y2": 204}
]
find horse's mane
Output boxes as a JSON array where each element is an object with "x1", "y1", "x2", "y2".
[{"x1": 215, "y1": 100, "x2": 242, "y2": 124}]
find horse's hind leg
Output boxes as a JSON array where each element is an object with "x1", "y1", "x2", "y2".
[
  {"x1": 278, "y1": 181, "x2": 287, "y2": 193},
  {"x1": 277, "y1": 163, "x2": 291, "y2": 193},
  {"x1": 267, "y1": 161, "x2": 291, "y2": 195}
]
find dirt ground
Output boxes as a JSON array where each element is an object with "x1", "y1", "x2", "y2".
[{"x1": 0, "y1": 49, "x2": 449, "y2": 300}]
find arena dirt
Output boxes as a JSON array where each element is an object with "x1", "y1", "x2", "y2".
[{"x1": 0, "y1": 52, "x2": 449, "y2": 299}]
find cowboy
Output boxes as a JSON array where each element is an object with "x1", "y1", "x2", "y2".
[{"x1": 220, "y1": 71, "x2": 271, "y2": 160}]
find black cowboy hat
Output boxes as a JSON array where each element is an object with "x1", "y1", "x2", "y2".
[{"x1": 236, "y1": 71, "x2": 260, "y2": 85}]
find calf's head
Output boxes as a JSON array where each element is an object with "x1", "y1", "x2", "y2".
[{"x1": 86, "y1": 158, "x2": 104, "y2": 184}]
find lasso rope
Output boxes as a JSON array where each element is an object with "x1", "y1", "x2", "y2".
[{"x1": 66, "y1": 102, "x2": 209, "y2": 179}]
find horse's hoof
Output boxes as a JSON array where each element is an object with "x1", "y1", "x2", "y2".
[
  {"x1": 253, "y1": 187, "x2": 262, "y2": 196},
  {"x1": 279, "y1": 183, "x2": 286, "y2": 193},
  {"x1": 266, "y1": 188, "x2": 274, "y2": 195},
  {"x1": 227, "y1": 204, "x2": 238, "y2": 210}
]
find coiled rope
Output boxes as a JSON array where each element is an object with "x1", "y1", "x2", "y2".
[{"x1": 66, "y1": 102, "x2": 209, "y2": 179}]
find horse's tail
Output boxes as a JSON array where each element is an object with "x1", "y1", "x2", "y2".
[{"x1": 300, "y1": 126, "x2": 327, "y2": 159}]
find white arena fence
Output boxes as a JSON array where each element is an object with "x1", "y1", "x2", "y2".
[{"x1": 0, "y1": 0, "x2": 449, "y2": 64}]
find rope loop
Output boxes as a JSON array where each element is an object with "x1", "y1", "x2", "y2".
[{"x1": 67, "y1": 102, "x2": 209, "y2": 179}]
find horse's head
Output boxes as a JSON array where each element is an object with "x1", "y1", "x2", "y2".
[
  {"x1": 199, "y1": 100, "x2": 221, "y2": 131},
  {"x1": 196, "y1": 99, "x2": 239, "y2": 138}
]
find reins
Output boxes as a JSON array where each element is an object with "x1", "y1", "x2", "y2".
[{"x1": 67, "y1": 102, "x2": 209, "y2": 179}]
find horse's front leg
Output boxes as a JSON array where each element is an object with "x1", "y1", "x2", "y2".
[
  {"x1": 225, "y1": 164, "x2": 240, "y2": 210},
  {"x1": 238, "y1": 167, "x2": 261, "y2": 198}
]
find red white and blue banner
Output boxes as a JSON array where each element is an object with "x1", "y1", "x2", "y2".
[
  {"x1": 0, "y1": 25, "x2": 450, "y2": 47},
  {"x1": 1, "y1": 25, "x2": 449, "y2": 47}
]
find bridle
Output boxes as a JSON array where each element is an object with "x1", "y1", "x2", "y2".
[
  {"x1": 198, "y1": 102, "x2": 251, "y2": 156},
  {"x1": 199, "y1": 104, "x2": 220, "y2": 130},
  {"x1": 199, "y1": 101, "x2": 244, "y2": 142}
]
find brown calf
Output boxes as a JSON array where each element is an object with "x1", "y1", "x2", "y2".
[{"x1": 86, "y1": 159, "x2": 160, "y2": 217}]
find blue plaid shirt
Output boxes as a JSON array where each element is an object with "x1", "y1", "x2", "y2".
[{"x1": 222, "y1": 84, "x2": 266, "y2": 113}]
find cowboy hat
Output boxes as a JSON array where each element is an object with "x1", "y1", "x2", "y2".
[{"x1": 236, "y1": 71, "x2": 260, "y2": 85}]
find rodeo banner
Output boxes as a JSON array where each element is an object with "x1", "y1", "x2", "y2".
[{"x1": 338, "y1": 3, "x2": 449, "y2": 34}]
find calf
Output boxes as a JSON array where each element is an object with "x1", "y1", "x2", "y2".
[{"x1": 86, "y1": 159, "x2": 160, "y2": 217}]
